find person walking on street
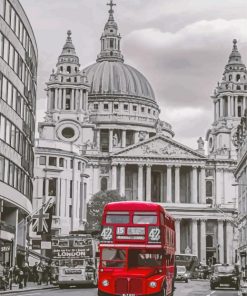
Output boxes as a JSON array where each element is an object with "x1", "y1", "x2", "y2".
[
  {"x1": 18, "y1": 268, "x2": 24, "y2": 289},
  {"x1": 13, "y1": 265, "x2": 19, "y2": 284},
  {"x1": 37, "y1": 262, "x2": 43, "y2": 285},
  {"x1": 23, "y1": 263, "x2": 30, "y2": 288},
  {"x1": 33, "y1": 262, "x2": 38, "y2": 283}
]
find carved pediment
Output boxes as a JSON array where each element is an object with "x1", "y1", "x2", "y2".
[{"x1": 113, "y1": 136, "x2": 206, "y2": 159}]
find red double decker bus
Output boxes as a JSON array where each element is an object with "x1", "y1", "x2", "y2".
[{"x1": 98, "y1": 201, "x2": 176, "y2": 296}]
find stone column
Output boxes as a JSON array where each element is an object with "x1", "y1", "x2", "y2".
[
  {"x1": 220, "y1": 98, "x2": 224, "y2": 117},
  {"x1": 111, "y1": 164, "x2": 118, "y2": 190},
  {"x1": 138, "y1": 164, "x2": 144, "y2": 201},
  {"x1": 227, "y1": 96, "x2": 231, "y2": 117},
  {"x1": 231, "y1": 96, "x2": 234, "y2": 117},
  {"x1": 56, "y1": 178, "x2": 60, "y2": 216},
  {"x1": 216, "y1": 168, "x2": 223, "y2": 205},
  {"x1": 55, "y1": 88, "x2": 58, "y2": 110},
  {"x1": 218, "y1": 219, "x2": 224, "y2": 263},
  {"x1": 200, "y1": 219, "x2": 206, "y2": 264},
  {"x1": 47, "y1": 90, "x2": 51, "y2": 111},
  {"x1": 235, "y1": 96, "x2": 238, "y2": 117},
  {"x1": 175, "y1": 219, "x2": 181, "y2": 254},
  {"x1": 84, "y1": 90, "x2": 88, "y2": 111},
  {"x1": 146, "y1": 164, "x2": 152, "y2": 202},
  {"x1": 134, "y1": 131, "x2": 139, "y2": 144},
  {"x1": 71, "y1": 89, "x2": 75, "y2": 110},
  {"x1": 63, "y1": 89, "x2": 66, "y2": 109},
  {"x1": 109, "y1": 129, "x2": 113, "y2": 153},
  {"x1": 191, "y1": 219, "x2": 198, "y2": 256},
  {"x1": 192, "y1": 166, "x2": 198, "y2": 204},
  {"x1": 226, "y1": 221, "x2": 233, "y2": 264},
  {"x1": 122, "y1": 130, "x2": 126, "y2": 148},
  {"x1": 166, "y1": 165, "x2": 172, "y2": 203},
  {"x1": 200, "y1": 167, "x2": 206, "y2": 204},
  {"x1": 93, "y1": 165, "x2": 99, "y2": 194},
  {"x1": 120, "y1": 164, "x2": 126, "y2": 196},
  {"x1": 97, "y1": 129, "x2": 101, "y2": 150},
  {"x1": 175, "y1": 165, "x2": 180, "y2": 203}
]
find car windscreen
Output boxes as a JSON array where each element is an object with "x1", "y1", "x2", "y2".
[
  {"x1": 177, "y1": 266, "x2": 186, "y2": 272},
  {"x1": 215, "y1": 266, "x2": 235, "y2": 273}
]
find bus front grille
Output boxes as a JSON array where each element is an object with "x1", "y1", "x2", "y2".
[
  {"x1": 115, "y1": 278, "x2": 128, "y2": 294},
  {"x1": 129, "y1": 278, "x2": 143, "y2": 294},
  {"x1": 115, "y1": 278, "x2": 143, "y2": 295}
]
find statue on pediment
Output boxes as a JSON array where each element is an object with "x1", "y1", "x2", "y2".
[
  {"x1": 113, "y1": 133, "x2": 119, "y2": 147},
  {"x1": 142, "y1": 144, "x2": 158, "y2": 154},
  {"x1": 139, "y1": 131, "x2": 147, "y2": 141}
]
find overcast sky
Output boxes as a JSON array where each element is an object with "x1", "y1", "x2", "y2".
[{"x1": 20, "y1": 0, "x2": 247, "y2": 149}]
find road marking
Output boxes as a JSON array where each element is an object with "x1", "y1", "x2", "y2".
[{"x1": 206, "y1": 292, "x2": 215, "y2": 296}]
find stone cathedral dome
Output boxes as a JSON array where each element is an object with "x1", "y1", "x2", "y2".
[{"x1": 83, "y1": 1, "x2": 156, "y2": 102}]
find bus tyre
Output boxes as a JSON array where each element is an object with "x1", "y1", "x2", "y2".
[
  {"x1": 210, "y1": 284, "x2": 215, "y2": 290},
  {"x1": 59, "y1": 284, "x2": 67, "y2": 289}
]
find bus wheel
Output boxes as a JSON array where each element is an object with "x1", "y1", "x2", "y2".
[{"x1": 59, "y1": 284, "x2": 67, "y2": 289}]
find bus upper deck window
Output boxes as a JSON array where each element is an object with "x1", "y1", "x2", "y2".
[
  {"x1": 133, "y1": 212, "x2": 157, "y2": 224},
  {"x1": 106, "y1": 212, "x2": 129, "y2": 224}
]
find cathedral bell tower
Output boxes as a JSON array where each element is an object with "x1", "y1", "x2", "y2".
[
  {"x1": 206, "y1": 39, "x2": 247, "y2": 160},
  {"x1": 96, "y1": 0, "x2": 124, "y2": 63},
  {"x1": 45, "y1": 30, "x2": 90, "y2": 122}
]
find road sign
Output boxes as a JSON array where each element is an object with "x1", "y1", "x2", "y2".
[{"x1": 41, "y1": 241, "x2": 52, "y2": 250}]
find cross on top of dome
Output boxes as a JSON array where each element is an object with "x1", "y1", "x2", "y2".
[{"x1": 107, "y1": 0, "x2": 116, "y2": 14}]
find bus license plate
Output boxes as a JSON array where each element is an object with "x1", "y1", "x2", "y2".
[{"x1": 122, "y1": 295, "x2": 136, "y2": 296}]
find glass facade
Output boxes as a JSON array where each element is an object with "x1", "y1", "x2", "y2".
[{"x1": 0, "y1": 0, "x2": 37, "y2": 208}]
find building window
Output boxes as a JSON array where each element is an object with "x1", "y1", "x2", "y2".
[
  {"x1": 69, "y1": 205, "x2": 72, "y2": 218},
  {"x1": 59, "y1": 158, "x2": 64, "y2": 167},
  {"x1": 48, "y1": 178, "x2": 56, "y2": 196},
  {"x1": 94, "y1": 103, "x2": 98, "y2": 110},
  {"x1": 148, "y1": 108, "x2": 151, "y2": 114},
  {"x1": 62, "y1": 127, "x2": 75, "y2": 139},
  {"x1": 206, "y1": 235, "x2": 213, "y2": 248},
  {"x1": 101, "y1": 177, "x2": 108, "y2": 191},
  {"x1": 110, "y1": 38, "x2": 114, "y2": 48},
  {"x1": 65, "y1": 98, "x2": 71, "y2": 110},
  {"x1": 78, "y1": 162, "x2": 81, "y2": 170},
  {"x1": 133, "y1": 105, "x2": 137, "y2": 111},
  {"x1": 70, "y1": 160, "x2": 73, "y2": 169},
  {"x1": 141, "y1": 107, "x2": 145, "y2": 113},
  {"x1": 206, "y1": 181, "x2": 213, "y2": 197},
  {"x1": 104, "y1": 103, "x2": 109, "y2": 110},
  {"x1": 236, "y1": 74, "x2": 241, "y2": 82},
  {"x1": 39, "y1": 156, "x2": 46, "y2": 165},
  {"x1": 42, "y1": 178, "x2": 46, "y2": 196},
  {"x1": 70, "y1": 180, "x2": 73, "y2": 198},
  {"x1": 48, "y1": 157, "x2": 57, "y2": 166},
  {"x1": 67, "y1": 66, "x2": 71, "y2": 74},
  {"x1": 114, "y1": 104, "x2": 118, "y2": 110},
  {"x1": 124, "y1": 104, "x2": 128, "y2": 111}
]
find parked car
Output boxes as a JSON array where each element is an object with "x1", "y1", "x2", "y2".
[
  {"x1": 210, "y1": 264, "x2": 240, "y2": 290},
  {"x1": 176, "y1": 266, "x2": 189, "y2": 283}
]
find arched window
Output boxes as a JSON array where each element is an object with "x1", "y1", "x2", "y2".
[
  {"x1": 236, "y1": 85, "x2": 241, "y2": 90},
  {"x1": 206, "y1": 235, "x2": 213, "y2": 248},
  {"x1": 229, "y1": 74, "x2": 232, "y2": 81},
  {"x1": 101, "y1": 177, "x2": 108, "y2": 191},
  {"x1": 67, "y1": 66, "x2": 71, "y2": 74},
  {"x1": 60, "y1": 66, "x2": 63, "y2": 72},
  {"x1": 236, "y1": 74, "x2": 241, "y2": 82},
  {"x1": 206, "y1": 181, "x2": 213, "y2": 197}
]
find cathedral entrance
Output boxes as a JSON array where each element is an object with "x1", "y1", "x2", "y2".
[{"x1": 151, "y1": 172, "x2": 161, "y2": 202}]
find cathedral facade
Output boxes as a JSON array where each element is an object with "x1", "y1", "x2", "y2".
[{"x1": 34, "y1": 2, "x2": 246, "y2": 264}]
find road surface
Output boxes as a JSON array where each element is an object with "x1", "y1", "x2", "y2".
[{"x1": 0, "y1": 280, "x2": 240, "y2": 296}]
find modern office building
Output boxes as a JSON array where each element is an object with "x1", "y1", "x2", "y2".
[
  {"x1": 0, "y1": 0, "x2": 38, "y2": 265},
  {"x1": 34, "y1": 1, "x2": 242, "y2": 264}
]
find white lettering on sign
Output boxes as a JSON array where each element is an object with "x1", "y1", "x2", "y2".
[
  {"x1": 101, "y1": 227, "x2": 113, "y2": 241},
  {"x1": 149, "y1": 228, "x2": 161, "y2": 241}
]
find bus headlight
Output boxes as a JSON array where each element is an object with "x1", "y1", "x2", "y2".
[
  {"x1": 102, "y1": 280, "x2": 109, "y2": 287},
  {"x1": 149, "y1": 281, "x2": 157, "y2": 288}
]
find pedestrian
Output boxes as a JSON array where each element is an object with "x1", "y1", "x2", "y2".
[
  {"x1": 13, "y1": 265, "x2": 20, "y2": 284},
  {"x1": 8, "y1": 265, "x2": 14, "y2": 290},
  {"x1": 33, "y1": 262, "x2": 38, "y2": 283},
  {"x1": 37, "y1": 262, "x2": 43, "y2": 285},
  {"x1": 0, "y1": 262, "x2": 4, "y2": 289},
  {"x1": 23, "y1": 263, "x2": 30, "y2": 288},
  {"x1": 18, "y1": 268, "x2": 24, "y2": 289}
]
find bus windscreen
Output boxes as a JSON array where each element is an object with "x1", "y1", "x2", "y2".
[
  {"x1": 102, "y1": 248, "x2": 126, "y2": 267},
  {"x1": 133, "y1": 213, "x2": 157, "y2": 224},
  {"x1": 106, "y1": 213, "x2": 129, "y2": 224},
  {"x1": 128, "y1": 249, "x2": 163, "y2": 267}
]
